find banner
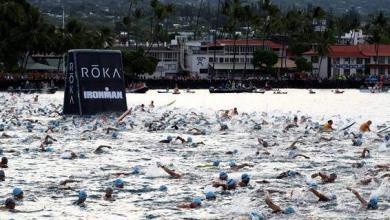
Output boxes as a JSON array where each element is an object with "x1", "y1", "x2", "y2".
[{"x1": 63, "y1": 50, "x2": 127, "y2": 115}]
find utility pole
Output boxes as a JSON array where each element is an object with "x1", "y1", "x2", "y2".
[{"x1": 212, "y1": 0, "x2": 221, "y2": 80}]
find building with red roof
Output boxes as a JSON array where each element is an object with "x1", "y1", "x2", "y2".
[{"x1": 303, "y1": 44, "x2": 390, "y2": 78}]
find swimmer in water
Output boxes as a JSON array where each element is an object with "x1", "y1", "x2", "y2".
[
  {"x1": 159, "y1": 136, "x2": 173, "y2": 144},
  {"x1": 219, "y1": 110, "x2": 231, "y2": 120},
  {"x1": 94, "y1": 145, "x2": 112, "y2": 154},
  {"x1": 359, "y1": 120, "x2": 372, "y2": 133},
  {"x1": 308, "y1": 188, "x2": 336, "y2": 202},
  {"x1": 311, "y1": 172, "x2": 337, "y2": 183},
  {"x1": 213, "y1": 178, "x2": 238, "y2": 190},
  {"x1": 188, "y1": 128, "x2": 206, "y2": 135},
  {"x1": 361, "y1": 148, "x2": 370, "y2": 158},
  {"x1": 34, "y1": 95, "x2": 38, "y2": 102},
  {"x1": 157, "y1": 162, "x2": 182, "y2": 178},
  {"x1": 178, "y1": 197, "x2": 202, "y2": 209},
  {"x1": 229, "y1": 107, "x2": 238, "y2": 117},
  {"x1": 39, "y1": 135, "x2": 57, "y2": 151},
  {"x1": 13, "y1": 188, "x2": 24, "y2": 200},
  {"x1": 175, "y1": 136, "x2": 205, "y2": 146},
  {"x1": 1, "y1": 156, "x2": 8, "y2": 168},
  {"x1": 104, "y1": 187, "x2": 114, "y2": 201},
  {"x1": 149, "y1": 101, "x2": 155, "y2": 108},
  {"x1": 322, "y1": 120, "x2": 334, "y2": 131},
  {"x1": 265, "y1": 194, "x2": 295, "y2": 214},
  {"x1": 229, "y1": 161, "x2": 254, "y2": 171},
  {"x1": 277, "y1": 170, "x2": 301, "y2": 179},
  {"x1": 0, "y1": 198, "x2": 16, "y2": 211},
  {"x1": 74, "y1": 191, "x2": 87, "y2": 205},
  {"x1": 284, "y1": 116, "x2": 299, "y2": 132},
  {"x1": 347, "y1": 187, "x2": 379, "y2": 210}
]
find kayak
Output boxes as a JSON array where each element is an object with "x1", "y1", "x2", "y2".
[
  {"x1": 158, "y1": 90, "x2": 170, "y2": 93},
  {"x1": 127, "y1": 86, "x2": 149, "y2": 94},
  {"x1": 254, "y1": 89, "x2": 265, "y2": 94}
]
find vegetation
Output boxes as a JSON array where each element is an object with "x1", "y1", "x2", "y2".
[
  {"x1": 3, "y1": 0, "x2": 390, "y2": 77},
  {"x1": 252, "y1": 49, "x2": 278, "y2": 74}
]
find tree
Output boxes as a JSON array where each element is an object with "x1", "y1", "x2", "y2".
[
  {"x1": 252, "y1": 48, "x2": 278, "y2": 75},
  {"x1": 295, "y1": 57, "x2": 312, "y2": 73},
  {"x1": 122, "y1": 48, "x2": 159, "y2": 78}
]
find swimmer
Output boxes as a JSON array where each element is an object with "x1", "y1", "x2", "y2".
[
  {"x1": 257, "y1": 138, "x2": 269, "y2": 148},
  {"x1": 94, "y1": 145, "x2": 112, "y2": 154},
  {"x1": 229, "y1": 161, "x2": 254, "y2": 171},
  {"x1": 34, "y1": 95, "x2": 38, "y2": 102},
  {"x1": 213, "y1": 178, "x2": 237, "y2": 190},
  {"x1": 39, "y1": 135, "x2": 57, "y2": 151},
  {"x1": 104, "y1": 187, "x2": 114, "y2": 200},
  {"x1": 114, "y1": 179, "x2": 124, "y2": 188},
  {"x1": 0, "y1": 170, "x2": 5, "y2": 181},
  {"x1": 284, "y1": 116, "x2": 299, "y2": 131},
  {"x1": 212, "y1": 171, "x2": 228, "y2": 185},
  {"x1": 157, "y1": 162, "x2": 182, "y2": 178},
  {"x1": 74, "y1": 191, "x2": 87, "y2": 205},
  {"x1": 188, "y1": 128, "x2": 206, "y2": 135},
  {"x1": 238, "y1": 173, "x2": 251, "y2": 187},
  {"x1": 176, "y1": 136, "x2": 205, "y2": 146},
  {"x1": 229, "y1": 107, "x2": 238, "y2": 117},
  {"x1": 178, "y1": 197, "x2": 202, "y2": 209},
  {"x1": 265, "y1": 194, "x2": 295, "y2": 214},
  {"x1": 104, "y1": 127, "x2": 119, "y2": 134},
  {"x1": 1, "y1": 198, "x2": 15, "y2": 210},
  {"x1": 361, "y1": 148, "x2": 370, "y2": 158},
  {"x1": 219, "y1": 110, "x2": 231, "y2": 120},
  {"x1": 359, "y1": 121, "x2": 372, "y2": 133},
  {"x1": 311, "y1": 172, "x2": 337, "y2": 183},
  {"x1": 13, "y1": 188, "x2": 24, "y2": 200},
  {"x1": 159, "y1": 136, "x2": 173, "y2": 144},
  {"x1": 347, "y1": 187, "x2": 379, "y2": 210},
  {"x1": 1, "y1": 156, "x2": 8, "y2": 168},
  {"x1": 308, "y1": 188, "x2": 336, "y2": 202},
  {"x1": 149, "y1": 101, "x2": 155, "y2": 108},
  {"x1": 277, "y1": 170, "x2": 301, "y2": 179},
  {"x1": 322, "y1": 120, "x2": 334, "y2": 131},
  {"x1": 59, "y1": 179, "x2": 81, "y2": 186}
]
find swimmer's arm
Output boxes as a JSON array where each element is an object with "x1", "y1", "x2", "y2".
[
  {"x1": 347, "y1": 187, "x2": 368, "y2": 207},
  {"x1": 309, "y1": 188, "x2": 329, "y2": 201},
  {"x1": 265, "y1": 195, "x2": 282, "y2": 213},
  {"x1": 212, "y1": 182, "x2": 228, "y2": 190},
  {"x1": 318, "y1": 172, "x2": 329, "y2": 180},
  {"x1": 161, "y1": 166, "x2": 182, "y2": 178},
  {"x1": 175, "y1": 136, "x2": 186, "y2": 143},
  {"x1": 292, "y1": 154, "x2": 310, "y2": 159}
]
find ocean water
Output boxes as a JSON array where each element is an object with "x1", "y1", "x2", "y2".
[{"x1": 0, "y1": 90, "x2": 389, "y2": 219}]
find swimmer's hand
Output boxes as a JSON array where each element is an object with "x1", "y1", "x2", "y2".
[{"x1": 156, "y1": 162, "x2": 162, "y2": 167}]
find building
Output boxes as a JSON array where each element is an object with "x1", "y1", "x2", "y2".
[
  {"x1": 186, "y1": 39, "x2": 295, "y2": 79},
  {"x1": 338, "y1": 29, "x2": 368, "y2": 45},
  {"x1": 303, "y1": 44, "x2": 390, "y2": 78}
]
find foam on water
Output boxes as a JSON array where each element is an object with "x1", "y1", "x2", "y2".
[{"x1": 0, "y1": 90, "x2": 389, "y2": 219}]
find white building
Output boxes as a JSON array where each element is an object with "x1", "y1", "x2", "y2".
[{"x1": 338, "y1": 29, "x2": 368, "y2": 45}]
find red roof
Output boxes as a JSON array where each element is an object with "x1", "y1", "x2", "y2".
[
  {"x1": 359, "y1": 44, "x2": 390, "y2": 56},
  {"x1": 206, "y1": 39, "x2": 283, "y2": 49},
  {"x1": 329, "y1": 45, "x2": 367, "y2": 58},
  {"x1": 303, "y1": 44, "x2": 390, "y2": 58}
]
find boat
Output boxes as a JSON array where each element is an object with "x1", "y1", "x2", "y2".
[
  {"x1": 158, "y1": 89, "x2": 170, "y2": 93},
  {"x1": 127, "y1": 86, "x2": 149, "y2": 94},
  {"x1": 209, "y1": 87, "x2": 255, "y2": 93},
  {"x1": 254, "y1": 89, "x2": 265, "y2": 94},
  {"x1": 333, "y1": 89, "x2": 345, "y2": 94},
  {"x1": 185, "y1": 89, "x2": 196, "y2": 94},
  {"x1": 273, "y1": 89, "x2": 287, "y2": 94},
  {"x1": 273, "y1": 91, "x2": 287, "y2": 94}
]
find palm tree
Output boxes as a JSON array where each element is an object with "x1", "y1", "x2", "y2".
[{"x1": 367, "y1": 12, "x2": 389, "y2": 75}]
